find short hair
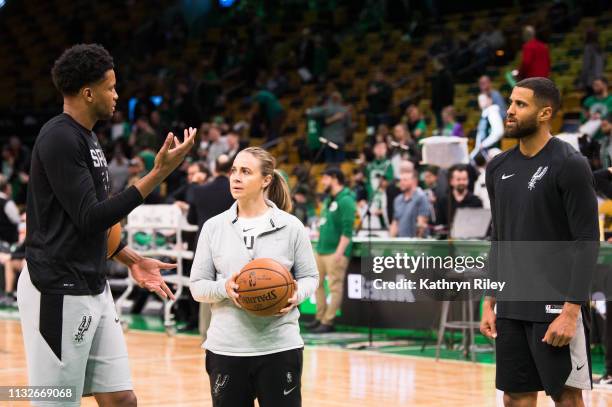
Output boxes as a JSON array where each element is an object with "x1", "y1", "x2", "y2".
[
  {"x1": 215, "y1": 154, "x2": 233, "y2": 174},
  {"x1": 323, "y1": 167, "x2": 345, "y2": 185},
  {"x1": 424, "y1": 165, "x2": 439, "y2": 176},
  {"x1": 514, "y1": 77, "x2": 561, "y2": 116},
  {"x1": 594, "y1": 77, "x2": 609, "y2": 86},
  {"x1": 51, "y1": 44, "x2": 114, "y2": 96},
  {"x1": 448, "y1": 164, "x2": 469, "y2": 180}
]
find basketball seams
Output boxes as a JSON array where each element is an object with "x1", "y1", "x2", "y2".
[
  {"x1": 236, "y1": 283, "x2": 292, "y2": 294},
  {"x1": 236, "y1": 259, "x2": 294, "y2": 315},
  {"x1": 239, "y1": 265, "x2": 291, "y2": 285}
]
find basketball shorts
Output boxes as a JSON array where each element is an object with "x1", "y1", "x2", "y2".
[
  {"x1": 17, "y1": 264, "x2": 133, "y2": 406},
  {"x1": 495, "y1": 313, "x2": 591, "y2": 400},
  {"x1": 205, "y1": 347, "x2": 303, "y2": 407}
]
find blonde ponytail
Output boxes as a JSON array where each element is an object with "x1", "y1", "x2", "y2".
[{"x1": 268, "y1": 170, "x2": 292, "y2": 212}]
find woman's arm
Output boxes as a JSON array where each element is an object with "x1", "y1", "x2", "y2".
[
  {"x1": 292, "y1": 224, "x2": 320, "y2": 303},
  {"x1": 190, "y1": 226, "x2": 229, "y2": 303}
]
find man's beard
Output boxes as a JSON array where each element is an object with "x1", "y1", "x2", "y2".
[
  {"x1": 504, "y1": 115, "x2": 539, "y2": 139},
  {"x1": 454, "y1": 185, "x2": 467, "y2": 194},
  {"x1": 324, "y1": 186, "x2": 332, "y2": 195}
]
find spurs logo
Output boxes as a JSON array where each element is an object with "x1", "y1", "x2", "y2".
[
  {"x1": 74, "y1": 315, "x2": 92, "y2": 344},
  {"x1": 212, "y1": 374, "x2": 229, "y2": 396},
  {"x1": 287, "y1": 372, "x2": 293, "y2": 384},
  {"x1": 528, "y1": 166, "x2": 548, "y2": 190},
  {"x1": 248, "y1": 271, "x2": 257, "y2": 287}
]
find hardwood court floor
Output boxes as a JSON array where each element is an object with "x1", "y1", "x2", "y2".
[{"x1": 1, "y1": 319, "x2": 611, "y2": 406}]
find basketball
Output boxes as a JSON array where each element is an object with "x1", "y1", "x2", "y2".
[
  {"x1": 107, "y1": 223, "x2": 122, "y2": 259},
  {"x1": 236, "y1": 258, "x2": 295, "y2": 317}
]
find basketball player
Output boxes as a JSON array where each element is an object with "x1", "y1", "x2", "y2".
[
  {"x1": 18, "y1": 44, "x2": 196, "y2": 406},
  {"x1": 480, "y1": 77, "x2": 599, "y2": 406},
  {"x1": 190, "y1": 147, "x2": 319, "y2": 407}
]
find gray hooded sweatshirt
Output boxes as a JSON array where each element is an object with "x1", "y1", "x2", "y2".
[{"x1": 190, "y1": 200, "x2": 319, "y2": 356}]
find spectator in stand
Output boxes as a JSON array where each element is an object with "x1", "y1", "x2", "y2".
[
  {"x1": 390, "y1": 170, "x2": 430, "y2": 238},
  {"x1": 472, "y1": 148, "x2": 501, "y2": 210},
  {"x1": 581, "y1": 77, "x2": 612, "y2": 141},
  {"x1": 440, "y1": 106, "x2": 464, "y2": 137},
  {"x1": 388, "y1": 124, "x2": 419, "y2": 178},
  {"x1": 402, "y1": 104, "x2": 427, "y2": 140},
  {"x1": 472, "y1": 93, "x2": 504, "y2": 158},
  {"x1": 351, "y1": 167, "x2": 368, "y2": 204},
  {"x1": 225, "y1": 131, "x2": 243, "y2": 160},
  {"x1": 0, "y1": 174, "x2": 19, "y2": 247},
  {"x1": 478, "y1": 75, "x2": 507, "y2": 118},
  {"x1": 167, "y1": 161, "x2": 209, "y2": 211},
  {"x1": 518, "y1": 25, "x2": 551, "y2": 79},
  {"x1": 107, "y1": 145, "x2": 130, "y2": 195},
  {"x1": 431, "y1": 57, "x2": 454, "y2": 130},
  {"x1": 295, "y1": 28, "x2": 315, "y2": 81},
  {"x1": 579, "y1": 28, "x2": 605, "y2": 97},
  {"x1": 596, "y1": 112, "x2": 612, "y2": 169},
  {"x1": 366, "y1": 70, "x2": 393, "y2": 130},
  {"x1": 306, "y1": 92, "x2": 351, "y2": 163},
  {"x1": 435, "y1": 164, "x2": 483, "y2": 232},
  {"x1": 312, "y1": 35, "x2": 329, "y2": 82},
  {"x1": 309, "y1": 167, "x2": 356, "y2": 333},
  {"x1": 6, "y1": 136, "x2": 31, "y2": 205},
  {"x1": 0, "y1": 207, "x2": 24, "y2": 307},
  {"x1": 129, "y1": 115, "x2": 159, "y2": 151},
  {"x1": 111, "y1": 110, "x2": 131, "y2": 143},
  {"x1": 250, "y1": 89, "x2": 286, "y2": 140},
  {"x1": 365, "y1": 141, "x2": 394, "y2": 200},
  {"x1": 423, "y1": 165, "x2": 447, "y2": 207},
  {"x1": 204, "y1": 125, "x2": 229, "y2": 169}
]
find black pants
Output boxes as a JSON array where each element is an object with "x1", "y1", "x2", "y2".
[{"x1": 206, "y1": 348, "x2": 303, "y2": 407}]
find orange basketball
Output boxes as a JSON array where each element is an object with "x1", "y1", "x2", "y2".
[
  {"x1": 236, "y1": 258, "x2": 295, "y2": 317},
  {"x1": 107, "y1": 223, "x2": 122, "y2": 259}
]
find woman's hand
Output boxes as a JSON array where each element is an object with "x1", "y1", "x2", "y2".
[
  {"x1": 275, "y1": 280, "x2": 298, "y2": 316},
  {"x1": 224, "y1": 271, "x2": 242, "y2": 308}
]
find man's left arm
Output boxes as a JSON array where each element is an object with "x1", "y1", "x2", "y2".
[{"x1": 543, "y1": 154, "x2": 599, "y2": 346}]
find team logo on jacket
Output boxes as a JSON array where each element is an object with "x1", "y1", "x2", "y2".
[
  {"x1": 329, "y1": 202, "x2": 338, "y2": 212},
  {"x1": 528, "y1": 166, "x2": 548, "y2": 191},
  {"x1": 74, "y1": 315, "x2": 92, "y2": 344}
]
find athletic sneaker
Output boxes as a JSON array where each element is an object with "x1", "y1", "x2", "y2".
[
  {"x1": 595, "y1": 374, "x2": 612, "y2": 388},
  {"x1": 0, "y1": 293, "x2": 16, "y2": 307}
]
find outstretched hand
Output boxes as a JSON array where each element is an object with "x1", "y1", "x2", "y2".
[
  {"x1": 154, "y1": 127, "x2": 197, "y2": 178},
  {"x1": 129, "y1": 257, "x2": 177, "y2": 300}
]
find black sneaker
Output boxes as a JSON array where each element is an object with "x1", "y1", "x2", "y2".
[
  {"x1": 303, "y1": 319, "x2": 321, "y2": 330},
  {"x1": 595, "y1": 374, "x2": 612, "y2": 387},
  {"x1": 311, "y1": 323, "x2": 335, "y2": 334},
  {"x1": 0, "y1": 293, "x2": 16, "y2": 307}
]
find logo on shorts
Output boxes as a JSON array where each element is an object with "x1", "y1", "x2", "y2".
[
  {"x1": 74, "y1": 315, "x2": 92, "y2": 344},
  {"x1": 212, "y1": 374, "x2": 229, "y2": 397},
  {"x1": 528, "y1": 166, "x2": 548, "y2": 190},
  {"x1": 286, "y1": 372, "x2": 293, "y2": 384}
]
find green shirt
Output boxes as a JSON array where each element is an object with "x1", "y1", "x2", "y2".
[
  {"x1": 316, "y1": 187, "x2": 356, "y2": 256},
  {"x1": 306, "y1": 118, "x2": 322, "y2": 150},
  {"x1": 365, "y1": 158, "x2": 394, "y2": 198},
  {"x1": 254, "y1": 90, "x2": 284, "y2": 121},
  {"x1": 583, "y1": 94, "x2": 612, "y2": 140}
]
